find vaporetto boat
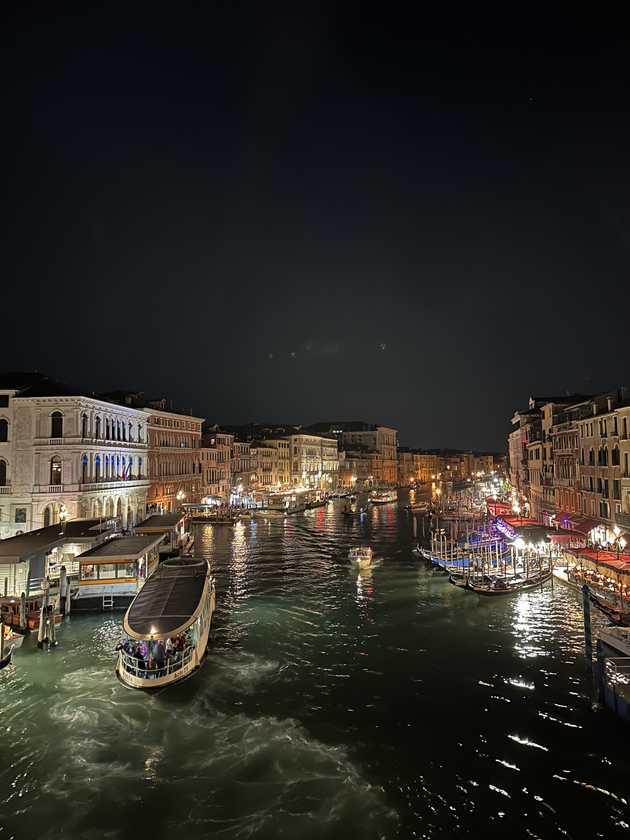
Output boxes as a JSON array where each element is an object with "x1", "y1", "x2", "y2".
[{"x1": 116, "y1": 557, "x2": 215, "y2": 690}]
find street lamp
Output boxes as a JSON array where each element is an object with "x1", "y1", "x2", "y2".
[{"x1": 176, "y1": 489, "x2": 186, "y2": 509}]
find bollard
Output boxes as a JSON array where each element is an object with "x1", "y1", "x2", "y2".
[
  {"x1": 49, "y1": 609, "x2": 57, "y2": 647},
  {"x1": 19, "y1": 592, "x2": 26, "y2": 631},
  {"x1": 59, "y1": 566, "x2": 67, "y2": 616},
  {"x1": 37, "y1": 580, "x2": 50, "y2": 649},
  {"x1": 595, "y1": 638, "x2": 605, "y2": 708},
  {"x1": 65, "y1": 581, "x2": 72, "y2": 616},
  {"x1": 582, "y1": 584, "x2": 593, "y2": 671},
  {"x1": 37, "y1": 600, "x2": 47, "y2": 649}
]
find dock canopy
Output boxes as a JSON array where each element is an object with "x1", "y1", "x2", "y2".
[
  {"x1": 77, "y1": 534, "x2": 164, "y2": 564},
  {"x1": 124, "y1": 558, "x2": 208, "y2": 638},
  {"x1": 135, "y1": 513, "x2": 186, "y2": 534}
]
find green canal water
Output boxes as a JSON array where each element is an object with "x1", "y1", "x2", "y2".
[{"x1": 1, "y1": 499, "x2": 629, "y2": 839}]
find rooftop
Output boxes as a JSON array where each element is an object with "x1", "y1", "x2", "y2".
[
  {"x1": 124, "y1": 558, "x2": 209, "y2": 637},
  {"x1": 0, "y1": 518, "x2": 114, "y2": 561},
  {"x1": 78, "y1": 534, "x2": 163, "y2": 561},
  {"x1": 135, "y1": 513, "x2": 186, "y2": 531}
]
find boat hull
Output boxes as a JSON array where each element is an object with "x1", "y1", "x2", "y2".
[{"x1": 0, "y1": 647, "x2": 13, "y2": 670}]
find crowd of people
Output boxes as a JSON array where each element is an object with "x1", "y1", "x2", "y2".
[{"x1": 116, "y1": 630, "x2": 194, "y2": 678}]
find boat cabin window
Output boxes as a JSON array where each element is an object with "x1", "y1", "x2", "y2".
[{"x1": 80, "y1": 562, "x2": 138, "y2": 580}]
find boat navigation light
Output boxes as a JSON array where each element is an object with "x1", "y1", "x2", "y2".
[{"x1": 150, "y1": 625, "x2": 157, "y2": 637}]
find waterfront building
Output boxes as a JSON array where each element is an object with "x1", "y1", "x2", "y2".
[
  {"x1": 509, "y1": 388, "x2": 630, "y2": 535},
  {"x1": 103, "y1": 393, "x2": 204, "y2": 514},
  {"x1": 201, "y1": 427, "x2": 234, "y2": 500},
  {"x1": 289, "y1": 433, "x2": 339, "y2": 490},
  {"x1": 306, "y1": 422, "x2": 397, "y2": 486},
  {"x1": 619, "y1": 405, "x2": 630, "y2": 529},
  {"x1": 263, "y1": 437, "x2": 291, "y2": 489},
  {"x1": 397, "y1": 449, "x2": 416, "y2": 485},
  {"x1": 231, "y1": 440, "x2": 252, "y2": 491},
  {"x1": 577, "y1": 390, "x2": 627, "y2": 525},
  {"x1": 0, "y1": 374, "x2": 150, "y2": 539},
  {"x1": 250, "y1": 442, "x2": 276, "y2": 490}
]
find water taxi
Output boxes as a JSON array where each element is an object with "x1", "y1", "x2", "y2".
[
  {"x1": 349, "y1": 546, "x2": 373, "y2": 569},
  {"x1": 369, "y1": 490, "x2": 398, "y2": 505},
  {"x1": 116, "y1": 557, "x2": 215, "y2": 690}
]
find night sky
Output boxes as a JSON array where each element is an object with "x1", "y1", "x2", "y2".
[{"x1": 4, "y1": 6, "x2": 629, "y2": 450}]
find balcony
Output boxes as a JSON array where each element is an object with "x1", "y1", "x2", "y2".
[{"x1": 0, "y1": 484, "x2": 11, "y2": 495}]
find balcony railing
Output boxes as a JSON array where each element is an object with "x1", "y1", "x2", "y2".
[
  {"x1": 49, "y1": 438, "x2": 63, "y2": 446},
  {"x1": 0, "y1": 485, "x2": 11, "y2": 495}
]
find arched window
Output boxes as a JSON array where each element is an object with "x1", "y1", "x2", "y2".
[
  {"x1": 105, "y1": 455, "x2": 110, "y2": 479},
  {"x1": 81, "y1": 413, "x2": 88, "y2": 438},
  {"x1": 43, "y1": 507, "x2": 51, "y2": 528},
  {"x1": 95, "y1": 416, "x2": 101, "y2": 439},
  {"x1": 138, "y1": 456, "x2": 143, "y2": 478},
  {"x1": 612, "y1": 446, "x2": 620, "y2": 466},
  {"x1": 138, "y1": 423, "x2": 143, "y2": 442},
  {"x1": 589, "y1": 449, "x2": 595, "y2": 466},
  {"x1": 81, "y1": 453, "x2": 88, "y2": 483},
  {"x1": 50, "y1": 457, "x2": 62, "y2": 485},
  {"x1": 105, "y1": 418, "x2": 111, "y2": 440},
  {"x1": 116, "y1": 421, "x2": 121, "y2": 441},
  {"x1": 0, "y1": 459, "x2": 6, "y2": 486},
  {"x1": 0, "y1": 419, "x2": 8, "y2": 442},
  {"x1": 50, "y1": 412, "x2": 63, "y2": 439},
  {"x1": 95, "y1": 455, "x2": 101, "y2": 481}
]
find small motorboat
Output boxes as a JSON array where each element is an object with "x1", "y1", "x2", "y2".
[{"x1": 349, "y1": 546, "x2": 373, "y2": 569}]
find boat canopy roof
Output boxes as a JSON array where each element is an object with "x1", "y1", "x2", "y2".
[{"x1": 123, "y1": 557, "x2": 209, "y2": 639}]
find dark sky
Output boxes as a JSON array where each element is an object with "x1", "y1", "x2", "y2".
[{"x1": 3, "y1": 5, "x2": 629, "y2": 451}]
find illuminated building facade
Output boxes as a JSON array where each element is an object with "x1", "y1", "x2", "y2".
[{"x1": 0, "y1": 374, "x2": 149, "y2": 539}]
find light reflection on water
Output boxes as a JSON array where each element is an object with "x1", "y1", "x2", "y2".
[{"x1": 0, "y1": 498, "x2": 629, "y2": 839}]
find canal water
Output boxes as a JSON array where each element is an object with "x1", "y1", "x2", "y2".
[{"x1": 1, "y1": 499, "x2": 629, "y2": 839}]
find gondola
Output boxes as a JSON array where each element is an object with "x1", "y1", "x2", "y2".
[
  {"x1": 0, "y1": 646, "x2": 13, "y2": 670},
  {"x1": 588, "y1": 591, "x2": 630, "y2": 626},
  {"x1": 467, "y1": 570, "x2": 551, "y2": 596},
  {"x1": 448, "y1": 571, "x2": 468, "y2": 588}
]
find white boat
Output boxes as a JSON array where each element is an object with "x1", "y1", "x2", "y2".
[
  {"x1": 349, "y1": 546, "x2": 373, "y2": 569},
  {"x1": 369, "y1": 490, "x2": 398, "y2": 505},
  {"x1": 116, "y1": 557, "x2": 215, "y2": 690}
]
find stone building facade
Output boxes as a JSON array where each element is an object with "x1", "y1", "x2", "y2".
[{"x1": 0, "y1": 376, "x2": 149, "y2": 539}]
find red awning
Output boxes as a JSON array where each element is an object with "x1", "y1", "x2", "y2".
[{"x1": 502, "y1": 516, "x2": 540, "y2": 527}]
